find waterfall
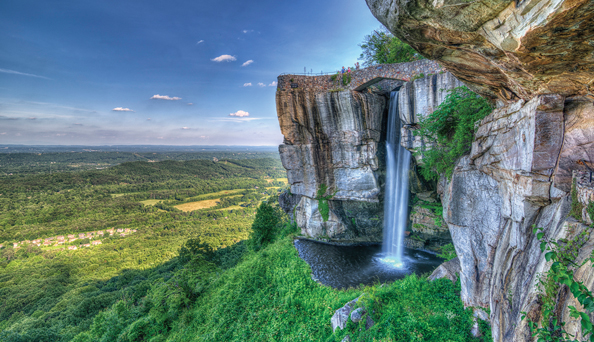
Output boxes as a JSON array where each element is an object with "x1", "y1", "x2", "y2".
[{"x1": 381, "y1": 91, "x2": 411, "y2": 267}]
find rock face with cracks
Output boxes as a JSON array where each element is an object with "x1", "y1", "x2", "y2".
[
  {"x1": 366, "y1": 0, "x2": 594, "y2": 104},
  {"x1": 277, "y1": 89, "x2": 388, "y2": 241},
  {"x1": 366, "y1": 0, "x2": 594, "y2": 340}
]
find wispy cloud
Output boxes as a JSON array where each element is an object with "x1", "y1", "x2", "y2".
[
  {"x1": 242, "y1": 30, "x2": 254, "y2": 34},
  {"x1": 243, "y1": 83, "x2": 252, "y2": 87},
  {"x1": 196, "y1": 40, "x2": 204, "y2": 45},
  {"x1": 27, "y1": 117, "x2": 36, "y2": 120},
  {"x1": 187, "y1": 103, "x2": 193, "y2": 105},
  {"x1": 269, "y1": 81, "x2": 277, "y2": 86},
  {"x1": 258, "y1": 83, "x2": 266, "y2": 87},
  {"x1": 211, "y1": 117, "x2": 268, "y2": 123},
  {"x1": 242, "y1": 60, "x2": 253, "y2": 67},
  {"x1": 229, "y1": 110, "x2": 249, "y2": 117},
  {"x1": 112, "y1": 107, "x2": 134, "y2": 112},
  {"x1": 151, "y1": 94, "x2": 182, "y2": 100},
  {"x1": 211, "y1": 55, "x2": 236, "y2": 62},
  {"x1": 0, "y1": 115, "x2": 19, "y2": 120},
  {"x1": 181, "y1": 127, "x2": 191, "y2": 130},
  {"x1": 0, "y1": 68, "x2": 50, "y2": 80}
]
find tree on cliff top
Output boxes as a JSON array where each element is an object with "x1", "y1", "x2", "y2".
[{"x1": 359, "y1": 27, "x2": 424, "y2": 66}]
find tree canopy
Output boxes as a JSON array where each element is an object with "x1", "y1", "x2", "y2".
[{"x1": 359, "y1": 28, "x2": 424, "y2": 66}]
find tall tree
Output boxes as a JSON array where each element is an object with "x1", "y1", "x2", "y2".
[{"x1": 359, "y1": 28, "x2": 423, "y2": 66}]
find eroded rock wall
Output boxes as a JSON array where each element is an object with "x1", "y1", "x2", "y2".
[
  {"x1": 277, "y1": 88, "x2": 388, "y2": 240},
  {"x1": 365, "y1": 0, "x2": 594, "y2": 104},
  {"x1": 398, "y1": 71, "x2": 464, "y2": 163},
  {"x1": 440, "y1": 97, "x2": 594, "y2": 341},
  {"x1": 366, "y1": 1, "x2": 594, "y2": 340}
]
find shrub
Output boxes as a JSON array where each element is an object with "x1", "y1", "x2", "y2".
[
  {"x1": 416, "y1": 87, "x2": 492, "y2": 180},
  {"x1": 570, "y1": 178, "x2": 584, "y2": 221},
  {"x1": 249, "y1": 201, "x2": 280, "y2": 251},
  {"x1": 437, "y1": 243, "x2": 457, "y2": 261}
]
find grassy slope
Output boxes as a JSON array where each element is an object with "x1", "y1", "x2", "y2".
[{"x1": 73, "y1": 234, "x2": 488, "y2": 342}]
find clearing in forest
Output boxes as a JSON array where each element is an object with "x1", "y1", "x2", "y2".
[
  {"x1": 175, "y1": 196, "x2": 241, "y2": 211},
  {"x1": 140, "y1": 199, "x2": 162, "y2": 206}
]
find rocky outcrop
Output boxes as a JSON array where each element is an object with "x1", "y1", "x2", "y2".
[
  {"x1": 439, "y1": 97, "x2": 594, "y2": 341},
  {"x1": 277, "y1": 68, "x2": 463, "y2": 241},
  {"x1": 399, "y1": 72, "x2": 464, "y2": 163},
  {"x1": 366, "y1": 1, "x2": 594, "y2": 340},
  {"x1": 277, "y1": 88, "x2": 388, "y2": 240},
  {"x1": 365, "y1": 0, "x2": 594, "y2": 104},
  {"x1": 428, "y1": 257, "x2": 461, "y2": 283}
]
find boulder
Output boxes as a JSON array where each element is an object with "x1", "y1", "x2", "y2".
[
  {"x1": 428, "y1": 257, "x2": 461, "y2": 283},
  {"x1": 331, "y1": 296, "x2": 361, "y2": 332}
]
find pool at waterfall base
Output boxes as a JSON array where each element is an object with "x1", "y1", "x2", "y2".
[{"x1": 294, "y1": 239, "x2": 445, "y2": 289}]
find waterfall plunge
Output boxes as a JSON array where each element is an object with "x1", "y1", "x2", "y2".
[{"x1": 381, "y1": 91, "x2": 411, "y2": 268}]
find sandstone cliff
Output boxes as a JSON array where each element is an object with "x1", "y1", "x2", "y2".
[
  {"x1": 367, "y1": 1, "x2": 594, "y2": 340},
  {"x1": 277, "y1": 65, "x2": 463, "y2": 243},
  {"x1": 277, "y1": 89, "x2": 388, "y2": 241}
]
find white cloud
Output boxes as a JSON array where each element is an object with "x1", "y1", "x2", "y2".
[
  {"x1": 187, "y1": 103, "x2": 193, "y2": 105},
  {"x1": 0, "y1": 68, "x2": 50, "y2": 79},
  {"x1": 269, "y1": 81, "x2": 277, "y2": 86},
  {"x1": 229, "y1": 110, "x2": 249, "y2": 117},
  {"x1": 0, "y1": 132, "x2": 6, "y2": 135},
  {"x1": 182, "y1": 127, "x2": 190, "y2": 130},
  {"x1": 196, "y1": 40, "x2": 204, "y2": 44},
  {"x1": 257, "y1": 83, "x2": 266, "y2": 87},
  {"x1": 27, "y1": 117, "x2": 37, "y2": 120},
  {"x1": 147, "y1": 118, "x2": 151, "y2": 121},
  {"x1": 242, "y1": 30, "x2": 253, "y2": 34},
  {"x1": 211, "y1": 55, "x2": 237, "y2": 62},
  {"x1": 150, "y1": 94, "x2": 182, "y2": 100},
  {"x1": 112, "y1": 107, "x2": 134, "y2": 112},
  {"x1": 243, "y1": 83, "x2": 252, "y2": 87},
  {"x1": 242, "y1": 60, "x2": 253, "y2": 67}
]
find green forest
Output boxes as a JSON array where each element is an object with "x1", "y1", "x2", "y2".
[{"x1": 0, "y1": 153, "x2": 488, "y2": 341}]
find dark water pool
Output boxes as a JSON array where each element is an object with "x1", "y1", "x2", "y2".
[{"x1": 294, "y1": 239, "x2": 444, "y2": 289}]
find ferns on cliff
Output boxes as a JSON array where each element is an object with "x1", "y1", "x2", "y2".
[{"x1": 415, "y1": 86, "x2": 492, "y2": 181}]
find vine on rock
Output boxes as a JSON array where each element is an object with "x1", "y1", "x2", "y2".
[
  {"x1": 522, "y1": 226, "x2": 594, "y2": 342},
  {"x1": 315, "y1": 184, "x2": 336, "y2": 222}
]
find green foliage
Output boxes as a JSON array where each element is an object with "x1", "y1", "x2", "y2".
[
  {"x1": 437, "y1": 243, "x2": 457, "y2": 261},
  {"x1": 588, "y1": 202, "x2": 594, "y2": 226},
  {"x1": 522, "y1": 226, "x2": 594, "y2": 341},
  {"x1": 0, "y1": 155, "x2": 282, "y2": 340},
  {"x1": 342, "y1": 72, "x2": 352, "y2": 86},
  {"x1": 570, "y1": 178, "x2": 584, "y2": 221},
  {"x1": 248, "y1": 201, "x2": 281, "y2": 251},
  {"x1": 315, "y1": 184, "x2": 336, "y2": 222},
  {"x1": 415, "y1": 87, "x2": 492, "y2": 181},
  {"x1": 359, "y1": 28, "x2": 424, "y2": 66},
  {"x1": 413, "y1": 195, "x2": 445, "y2": 228}
]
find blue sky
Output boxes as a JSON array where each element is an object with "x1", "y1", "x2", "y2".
[{"x1": 0, "y1": 0, "x2": 381, "y2": 146}]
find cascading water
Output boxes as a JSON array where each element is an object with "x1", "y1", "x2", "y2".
[{"x1": 381, "y1": 91, "x2": 411, "y2": 268}]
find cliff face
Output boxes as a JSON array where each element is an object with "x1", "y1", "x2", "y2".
[
  {"x1": 365, "y1": 0, "x2": 594, "y2": 104},
  {"x1": 367, "y1": 1, "x2": 594, "y2": 340},
  {"x1": 277, "y1": 89, "x2": 388, "y2": 240},
  {"x1": 277, "y1": 68, "x2": 463, "y2": 242}
]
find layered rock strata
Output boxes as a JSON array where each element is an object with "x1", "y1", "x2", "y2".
[
  {"x1": 277, "y1": 89, "x2": 388, "y2": 240},
  {"x1": 366, "y1": 1, "x2": 594, "y2": 340},
  {"x1": 440, "y1": 96, "x2": 594, "y2": 341},
  {"x1": 277, "y1": 68, "x2": 463, "y2": 242},
  {"x1": 365, "y1": 0, "x2": 594, "y2": 104}
]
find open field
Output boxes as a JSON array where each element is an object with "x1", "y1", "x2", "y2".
[
  {"x1": 189, "y1": 188, "x2": 245, "y2": 201},
  {"x1": 140, "y1": 199, "x2": 162, "y2": 206},
  {"x1": 175, "y1": 198, "x2": 227, "y2": 211}
]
